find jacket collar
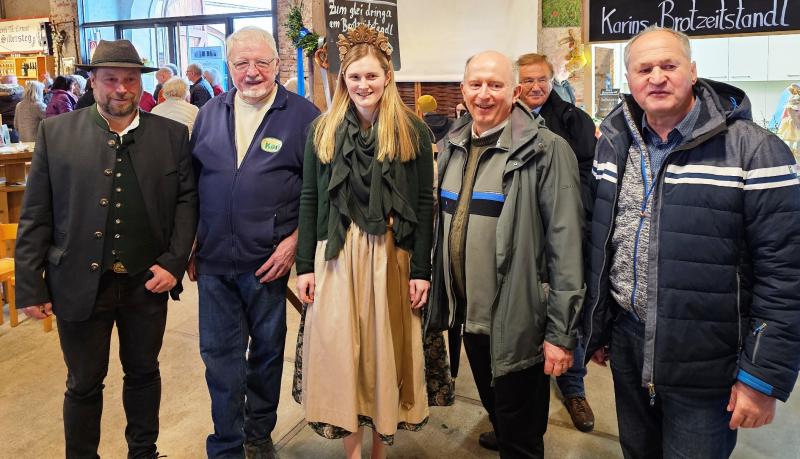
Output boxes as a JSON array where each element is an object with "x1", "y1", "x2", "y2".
[
  {"x1": 446, "y1": 101, "x2": 540, "y2": 148},
  {"x1": 600, "y1": 78, "x2": 748, "y2": 157},
  {"x1": 441, "y1": 101, "x2": 544, "y2": 172},
  {"x1": 542, "y1": 89, "x2": 569, "y2": 113}
]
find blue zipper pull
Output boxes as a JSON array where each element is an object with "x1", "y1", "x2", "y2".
[{"x1": 753, "y1": 322, "x2": 768, "y2": 336}]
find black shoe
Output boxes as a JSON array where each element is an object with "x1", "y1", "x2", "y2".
[
  {"x1": 564, "y1": 395, "x2": 595, "y2": 433},
  {"x1": 130, "y1": 451, "x2": 166, "y2": 459},
  {"x1": 132, "y1": 452, "x2": 166, "y2": 459},
  {"x1": 478, "y1": 430, "x2": 499, "y2": 451},
  {"x1": 245, "y1": 438, "x2": 278, "y2": 459}
]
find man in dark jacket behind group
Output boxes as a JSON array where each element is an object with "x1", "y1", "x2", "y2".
[
  {"x1": 189, "y1": 26, "x2": 319, "y2": 459},
  {"x1": 515, "y1": 52, "x2": 597, "y2": 435},
  {"x1": 585, "y1": 26, "x2": 800, "y2": 458},
  {"x1": 186, "y1": 62, "x2": 214, "y2": 108},
  {"x1": 430, "y1": 50, "x2": 585, "y2": 458}
]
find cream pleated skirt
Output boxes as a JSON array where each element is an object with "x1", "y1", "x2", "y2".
[{"x1": 299, "y1": 224, "x2": 429, "y2": 444}]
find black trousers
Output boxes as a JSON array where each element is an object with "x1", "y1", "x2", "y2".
[
  {"x1": 463, "y1": 332, "x2": 550, "y2": 459},
  {"x1": 56, "y1": 271, "x2": 168, "y2": 459}
]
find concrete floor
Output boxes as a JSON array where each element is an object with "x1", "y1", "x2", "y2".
[{"x1": 1, "y1": 279, "x2": 799, "y2": 459}]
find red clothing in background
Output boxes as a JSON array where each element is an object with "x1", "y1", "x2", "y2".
[{"x1": 139, "y1": 91, "x2": 157, "y2": 112}]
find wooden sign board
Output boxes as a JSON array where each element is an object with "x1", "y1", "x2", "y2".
[
  {"x1": 324, "y1": 0, "x2": 401, "y2": 73},
  {"x1": 0, "y1": 17, "x2": 50, "y2": 54},
  {"x1": 588, "y1": 0, "x2": 798, "y2": 42}
]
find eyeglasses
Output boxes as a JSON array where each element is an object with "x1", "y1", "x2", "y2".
[
  {"x1": 230, "y1": 57, "x2": 276, "y2": 72},
  {"x1": 520, "y1": 77, "x2": 551, "y2": 87}
]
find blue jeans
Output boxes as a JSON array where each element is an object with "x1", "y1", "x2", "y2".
[
  {"x1": 611, "y1": 311, "x2": 737, "y2": 459},
  {"x1": 198, "y1": 272, "x2": 288, "y2": 459},
  {"x1": 556, "y1": 334, "x2": 587, "y2": 398}
]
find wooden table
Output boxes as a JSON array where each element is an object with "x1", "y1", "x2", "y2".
[{"x1": 0, "y1": 148, "x2": 32, "y2": 224}]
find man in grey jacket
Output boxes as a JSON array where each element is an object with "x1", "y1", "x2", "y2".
[{"x1": 430, "y1": 51, "x2": 585, "y2": 458}]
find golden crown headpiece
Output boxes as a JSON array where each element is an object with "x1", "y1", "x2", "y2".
[{"x1": 337, "y1": 24, "x2": 393, "y2": 64}]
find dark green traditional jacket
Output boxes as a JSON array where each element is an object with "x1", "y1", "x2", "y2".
[
  {"x1": 90, "y1": 107, "x2": 162, "y2": 275},
  {"x1": 296, "y1": 111, "x2": 434, "y2": 280},
  {"x1": 14, "y1": 105, "x2": 198, "y2": 321}
]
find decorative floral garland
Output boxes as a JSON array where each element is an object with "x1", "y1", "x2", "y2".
[{"x1": 286, "y1": 2, "x2": 320, "y2": 57}]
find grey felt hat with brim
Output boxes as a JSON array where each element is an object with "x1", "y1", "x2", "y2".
[{"x1": 75, "y1": 40, "x2": 158, "y2": 73}]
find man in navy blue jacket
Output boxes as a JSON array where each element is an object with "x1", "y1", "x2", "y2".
[
  {"x1": 189, "y1": 26, "x2": 319, "y2": 459},
  {"x1": 585, "y1": 26, "x2": 800, "y2": 458}
]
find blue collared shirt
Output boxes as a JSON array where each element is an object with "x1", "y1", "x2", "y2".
[{"x1": 642, "y1": 98, "x2": 701, "y2": 175}]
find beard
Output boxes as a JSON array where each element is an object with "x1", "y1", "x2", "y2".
[
  {"x1": 237, "y1": 80, "x2": 276, "y2": 102},
  {"x1": 239, "y1": 87, "x2": 267, "y2": 99},
  {"x1": 101, "y1": 97, "x2": 137, "y2": 117}
]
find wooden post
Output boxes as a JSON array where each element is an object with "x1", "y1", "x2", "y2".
[
  {"x1": 312, "y1": 0, "x2": 329, "y2": 112},
  {"x1": 414, "y1": 82, "x2": 422, "y2": 116},
  {"x1": 582, "y1": 0, "x2": 594, "y2": 116}
]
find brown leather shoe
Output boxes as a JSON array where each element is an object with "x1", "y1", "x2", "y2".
[
  {"x1": 564, "y1": 396, "x2": 595, "y2": 433},
  {"x1": 245, "y1": 438, "x2": 278, "y2": 459}
]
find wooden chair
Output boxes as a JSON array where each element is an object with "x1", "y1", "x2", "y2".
[{"x1": 0, "y1": 223, "x2": 52, "y2": 332}]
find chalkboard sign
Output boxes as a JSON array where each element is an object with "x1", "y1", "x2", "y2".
[
  {"x1": 324, "y1": 0, "x2": 401, "y2": 73},
  {"x1": 589, "y1": 0, "x2": 798, "y2": 42},
  {"x1": 596, "y1": 89, "x2": 622, "y2": 118}
]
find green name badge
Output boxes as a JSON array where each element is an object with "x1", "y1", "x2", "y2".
[{"x1": 261, "y1": 137, "x2": 283, "y2": 154}]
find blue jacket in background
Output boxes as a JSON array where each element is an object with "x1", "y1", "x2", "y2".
[
  {"x1": 190, "y1": 77, "x2": 215, "y2": 108},
  {"x1": 190, "y1": 84, "x2": 320, "y2": 275}
]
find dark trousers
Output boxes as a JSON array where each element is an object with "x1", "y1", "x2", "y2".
[
  {"x1": 56, "y1": 271, "x2": 168, "y2": 459},
  {"x1": 198, "y1": 272, "x2": 288, "y2": 459},
  {"x1": 463, "y1": 332, "x2": 550, "y2": 459},
  {"x1": 611, "y1": 311, "x2": 737, "y2": 459}
]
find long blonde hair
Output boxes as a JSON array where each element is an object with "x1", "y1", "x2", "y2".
[{"x1": 313, "y1": 44, "x2": 420, "y2": 164}]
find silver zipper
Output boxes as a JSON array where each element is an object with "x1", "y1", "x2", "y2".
[
  {"x1": 641, "y1": 148, "x2": 670, "y2": 399},
  {"x1": 751, "y1": 322, "x2": 768, "y2": 365},
  {"x1": 736, "y1": 271, "x2": 742, "y2": 353}
]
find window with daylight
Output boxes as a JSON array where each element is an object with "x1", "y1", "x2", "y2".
[{"x1": 81, "y1": 0, "x2": 271, "y2": 23}]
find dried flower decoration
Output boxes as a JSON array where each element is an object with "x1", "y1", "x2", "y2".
[{"x1": 336, "y1": 24, "x2": 392, "y2": 64}]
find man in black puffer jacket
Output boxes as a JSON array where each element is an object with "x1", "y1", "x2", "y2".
[
  {"x1": 585, "y1": 26, "x2": 800, "y2": 459},
  {"x1": 516, "y1": 53, "x2": 596, "y2": 211}
]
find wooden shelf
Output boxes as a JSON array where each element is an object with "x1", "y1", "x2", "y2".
[{"x1": 0, "y1": 55, "x2": 55, "y2": 80}]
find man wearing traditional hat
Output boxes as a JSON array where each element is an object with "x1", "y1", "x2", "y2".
[{"x1": 15, "y1": 39, "x2": 197, "y2": 458}]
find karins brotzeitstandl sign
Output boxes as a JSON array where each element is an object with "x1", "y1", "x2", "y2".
[{"x1": 589, "y1": 0, "x2": 796, "y2": 42}]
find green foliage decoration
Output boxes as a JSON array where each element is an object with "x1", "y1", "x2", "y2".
[
  {"x1": 543, "y1": 0, "x2": 582, "y2": 28},
  {"x1": 286, "y1": 1, "x2": 320, "y2": 57}
]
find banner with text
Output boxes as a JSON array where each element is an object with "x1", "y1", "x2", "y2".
[
  {"x1": 0, "y1": 18, "x2": 50, "y2": 54},
  {"x1": 589, "y1": 0, "x2": 797, "y2": 42},
  {"x1": 324, "y1": 0, "x2": 401, "y2": 73}
]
